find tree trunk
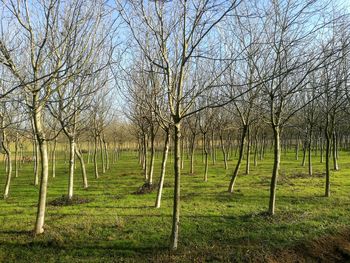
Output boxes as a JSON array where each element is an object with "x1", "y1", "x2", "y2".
[
  {"x1": 75, "y1": 146, "x2": 88, "y2": 189},
  {"x1": 228, "y1": 125, "x2": 247, "y2": 193},
  {"x1": 3, "y1": 131, "x2": 12, "y2": 199},
  {"x1": 211, "y1": 130, "x2": 216, "y2": 165},
  {"x1": 219, "y1": 132, "x2": 228, "y2": 170},
  {"x1": 33, "y1": 102, "x2": 49, "y2": 235},
  {"x1": 259, "y1": 135, "x2": 265, "y2": 160},
  {"x1": 141, "y1": 137, "x2": 145, "y2": 170},
  {"x1": 268, "y1": 126, "x2": 281, "y2": 216},
  {"x1": 253, "y1": 130, "x2": 258, "y2": 167},
  {"x1": 308, "y1": 133, "x2": 312, "y2": 176},
  {"x1": 68, "y1": 137, "x2": 75, "y2": 200},
  {"x1": 143, "y1": 133, "x2": 148, "y2": 181},
  {"x1": 99, "y1": 136, "x2": 105, "y2": 174},
  {"x1": 138, "y1": 139, "x2": 142, "y2": 165},
  {"x1": 4, "y1": 154, "x2": 7, "y2": 173},
  {"x1": 32, "y1": 140, "x2": 35, "y2": 166},
  {"x1": 315, "y1": 136, "x2": 318, "y2": 157},
  {"x1": 245, "y1": 126, "x2": 251, "y2": 175},
  {"x1": 103, "y1": 137, "x2": 109, "y2": 171},
  {"x1": 94, "y1": 135, "x2": 99, "y2": 179},
  {"x1": 64, "y1": 144, "x2": 67, "y2": 164},
  {"x1": 301, "y1": 140, "x2": 306, "y2": 167},
  {"x1": 227, "y1": 135, "x2": 232, "y2": 161},
  {"x1": 180, "y1": 137, "x2": 184, "y2": 170},
  {"x1": 148, "y1": 128, "x2": 155, "y2": 185},
  {"x1": 20, "y1": 144, "x2": 23, "y2": 167},
  {"x1": 332, "y1": 131, "x2": 339, "y2": 171},
  {"x1": 325, "y1": 131, "x2": 331, "y2": 197},
  {"x1": 203, "y1": 133, "x2": 208, "y2": 182},
  {"x1": 14, "y1": 132, "x2": 18, "y2": 178},
  {"x1": 52, "y1": 138, "x2": 57, "y2": 178},
  {"x1": 33, "y1": 138, "x2": 39, "y2": 186},
  {"x1": 155, "y1": 129, "x2": 170, "y2": 208},
  {"x1": 189, "y1": 134, "x2": 196, "y2": 174},
  {"x1": 295, "y1": 133, "x2": 299, "y2": 160},
  {"x1": 201, "y1": 136, "x2": 204, "y2": 164},
  {"x1": 113, "y1": 140, "x2": 117, "y2": 164},
  {"x1": 87, "y1": 140, "x2": 91, "y2": 164},
  {"x1": 170, "y1": 121, "x2": 181, "y2": 250},
  {"x1": 320, "y1": 135, "x2": 324, "y2": 163}
]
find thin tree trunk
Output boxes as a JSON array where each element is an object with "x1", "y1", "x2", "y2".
[
  {"x1": 254, "y1": 130, "x2": 258, "y2": 167},
  {"x1": 320, "y1": 134, "x2": 324, "y2": 163},
  {"x1": 87, "y1": 140, "x2": 91, "y2": 164},
  {"x1": 68, "y1": 137, "x2": 75, "y2": 200},
  {"x1": 155, "y1": 129, "x2": 170, "y2": 208},
  {"x1": 99, "y1": 136, "x2": 105, "y2": 174},
  {"x1": 14, "y1": 132, "x2": 18, "y2": 178},
  {"x1": 20, "y1": 144, "x2": 23, "y2": 167},
  {"x1": 141, "y1": 137, "x2": 145, "y2": 170},
  {"x1": 295, "y1": 133, "x2": 299, "y2": 160},
  {"x1": 52, "y1": 138, "x2": 57, "y2": 178},
  {"x1": 103, "y1": 137, "x2": 109, "y2": 171},
  {"x1": 308, "y1": 131, "x2": 313, "y2": 176},
  {"x1": 148, "y1": 129, "x2": 155, "y2": 185},
  {"x1": 113, "y1": 140, "x2": 117, "y2": 164},
  {"x1": 33, "y1": 102, "x2": 49, "y2": 235},
  {"x1": 180, "y1": 137, "x2": 184, "y2": 170},
  {"x1": 170, "y1": 121, "x2": 181, "y2": 250},
  {"x1": 201, "y1": 136, "x2": 204, "y2": 164},
  {"x1": 3, "y1": 131, "x2": 12, "y2": 199},
  {"x1": 94, "y1": 136, "x2": 99, "y2": 179},
  {"x1": 301, "y1": 141, "x2": 306, "y2": 167},
  {"x1": 75, "y1": 146, "x2": 88, "y2": 189},
  {"x1": 138, "y1": 139, "x2": 142, "y2": 165},
  {"x1": 227, "y1": 136, "x2": 232, "y2": 160},
  {"x1": 64, "y1": 144, "x2": 67, "y2": 164},
  {"x1": 259, "y1": 135, "x2": 265, "y2": 160},
  {"x1": 332, "y1": 131, "x2": 339, "y2": 171},
  {"x1": 33, "y1": 138, "x2": 39, "y2": 186},
  {"x1": 203, "y1": 133, "x2": 208, "y2": 182},
  {"x1": 245, "y1": 126, "x2": 250, "y2": 175},
  {"x1": 143, "y1": 133, "x2": 148, "y2": 181},
  {"x1": 186, "y1": 138, "x2": 190, "y2": 160},
  {"x1": 4, "y1": 154, "x2": 7, "y2": 173},
  {"x1": 262, "y1": 136, "x2": 266, "y2": 159},
  {"x1": 315, "y1": 136, "x2": 318, "y2": 157},
  {"x1": 228, "y1": 125, "x2": 247, "y2": 193},
  {"x1": 219, "y1": 132, "x2": 228, "y2": 170},
  {"x1": 189, "y1": 134, "x2": 196, "y2": 174},
  {"x1": 211, "y1": 130, "x2": 216, "y2": 165},
  {"x1": 325, "y1": 131, "x2": 331, "y2": 197},
  {"x1": 268, "y1": 126, "x2": 281, "y2": 216}
]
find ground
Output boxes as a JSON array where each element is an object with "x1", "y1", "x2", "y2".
[{"x1": 1, "y1": 149, "x2": 350, "y2": 262}]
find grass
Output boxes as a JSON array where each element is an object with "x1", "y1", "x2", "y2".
[{"x1": 1, "y1": 148, "x2": 350, "y2": 262}]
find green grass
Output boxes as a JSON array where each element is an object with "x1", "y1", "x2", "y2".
[{"x1": 0, "y1": 149, "x2": 350, "y2": 262}]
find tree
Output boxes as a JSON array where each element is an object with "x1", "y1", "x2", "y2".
[
  {"x1": 254, "y1": 0, "x2": 336, "y2": 215},
  {"x1": 117, "y1": 0, "x2": 240, "y2": 249},
  {"x1": 318, "y1": 24, "x2": 350, "y2": 197},
  {"x1": 0, "y1": 0, "x2": 113, "y2": 234}
]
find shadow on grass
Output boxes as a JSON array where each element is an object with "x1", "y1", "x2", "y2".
[
  {"x1": 0, "y1": 239, "x2": 170, "y2": 257},
  {"x1": 85, "y1": 205, "x2": 154, "y2": 209},
  {"x1": 0, "y1": 230, "x2": 33, "y2": 235}
]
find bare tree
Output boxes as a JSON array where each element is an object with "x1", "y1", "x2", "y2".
[
  {"x1": 117, "y1": 0, "x2": 240, "y2": 249},
  {"x1": 0, "y1": 0, "x2": 113, "y2": 234},
  {"x1": 254, "y1": 0, "x2": 337, "y2": 215}
]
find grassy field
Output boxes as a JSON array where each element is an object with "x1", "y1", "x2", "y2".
[{"x1": 1, "y1": 149, "x2": 350, "y2": 262}]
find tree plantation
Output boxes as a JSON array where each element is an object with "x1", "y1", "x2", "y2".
[{"x1": 1, "y1": 0, "x2": 350, "y2": 262}]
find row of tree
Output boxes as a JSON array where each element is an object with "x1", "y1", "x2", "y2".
[
  {"x1": 120, "y1": 0, "x2": 350, "y2": 250},
  {"x1": 0, "y1": 0, "x2": 350, "y2": 251}
]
